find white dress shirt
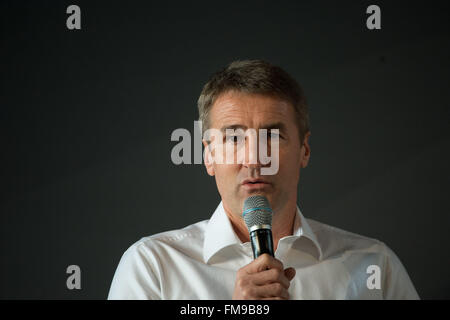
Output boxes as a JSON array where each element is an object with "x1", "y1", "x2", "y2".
[{"x1": 108, "y1": 202, "x2": 419, "y2": 299}]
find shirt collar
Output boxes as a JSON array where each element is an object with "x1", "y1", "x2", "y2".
[
  {"x1": 203, "y1": 201, "x2": 323, "y2": 263},
  {"x1": 203, "y1": 202, "x2": 242, "y2": 264},
  {"x1": 290, "y1": 206, "x2": 323, "y2": 261}
]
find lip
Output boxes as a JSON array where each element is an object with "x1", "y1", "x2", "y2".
[{"x1": 241, "y1": 178, "x2": 272, "y2": 190}]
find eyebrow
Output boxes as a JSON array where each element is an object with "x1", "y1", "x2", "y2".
[
  {"x1": 220, "y1": 122, "x2": 287, "y2": 133},
  {"x1": 260, "y1": 122, "x2": 287, "y2": 133}
]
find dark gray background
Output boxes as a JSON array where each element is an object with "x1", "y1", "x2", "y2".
[{"x1": 1, "y1": 1, "x2": 449, "y2": 299}]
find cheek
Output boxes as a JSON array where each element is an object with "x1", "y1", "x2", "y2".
[
  {"x1": 278, "y1": 148, "x2": 301, "y2": 179},
  {"x1": 214, "y1": 164, "x2": 239, "y2": 188}
]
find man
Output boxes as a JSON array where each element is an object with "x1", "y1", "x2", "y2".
[{"x1": 108, "y1": 60, "x2": 419, "y2": 299}]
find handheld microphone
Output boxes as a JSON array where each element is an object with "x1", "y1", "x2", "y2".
[{"x1": 242, "y1": 195, "x2": 274, "y2": 259}]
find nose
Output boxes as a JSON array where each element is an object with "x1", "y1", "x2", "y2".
[{"x1": 242, "y1": 131, "x2": 262, "y2": 169}]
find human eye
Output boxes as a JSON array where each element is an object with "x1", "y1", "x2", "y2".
[
  {"x1": 225, "y1": 134, "x2": 239, "y2": 143},
  {"x1": 225, "y1": 130, "x2": 246, "y2": 144},
  {"x1": 268, "y1": 130, "x2": 281, "y2": 139}
]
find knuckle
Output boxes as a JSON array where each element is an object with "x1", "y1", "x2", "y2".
[
  {"x1": 236, "y1": 278, "x2": 246, "y2": 289},
  {"x1": 260, "y1": 254, "x2": 271, "y2": 264},
  {"x1": 237, "y1": 267, "x2": 250, "y2": 278},
  {"x1": 241, "y1": 287, "x2": 253, "y2": 299},
  {"x1": 275, "y1": 258, "x2": 284, "y2": 270},
  {"x1": 273, "y1": 283, "x2": 283, "y2": 295},
  {"x1": 271, "y1": 268, "x2": 281, "y2": 279}
]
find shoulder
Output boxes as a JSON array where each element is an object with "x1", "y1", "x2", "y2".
[
  {"x1": 123, "y1": 219, "x2": 209, "y2": 261},
  {"x1": 306, "y1": 218, "x2": 419, "y2": 299},
  {"x1": 306, "y1": 218, "x2": 391, "y2": 258},
  {"x1": 108, "y1": 219, "x2": 210, "y2": 299}
]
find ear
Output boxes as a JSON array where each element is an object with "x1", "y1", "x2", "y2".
[
  {"x1": 202, "y1": 140, "x2": 215, "y2": 176},
  {"x1": 300, "y1": 131, "x2": 311, "y2": 168}
]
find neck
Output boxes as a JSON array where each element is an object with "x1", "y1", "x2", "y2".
[{"x1": 223, "y1": 200, "x2": 298, "y2": 252}]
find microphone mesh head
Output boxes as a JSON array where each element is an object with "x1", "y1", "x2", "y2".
[{"x1": 242, "y1": 195, "x2": 272, "y2": 230}]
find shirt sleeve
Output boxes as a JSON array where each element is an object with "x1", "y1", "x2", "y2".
[
  {"x1": 107, "y1": 242, "x2": 162, "y2": 300},
  {"x1": 381, "y1": 243, "x2": 420, "y2": 300}
]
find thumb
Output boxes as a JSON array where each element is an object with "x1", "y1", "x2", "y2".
[{"x1": 284, "y1": 267, "x2": 296, "y2": 281}]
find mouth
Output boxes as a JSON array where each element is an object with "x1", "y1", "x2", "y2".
[{"x1": 241, "y1": 178, "x2": 272, "y2": 190}]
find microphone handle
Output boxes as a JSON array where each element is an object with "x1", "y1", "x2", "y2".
[{"x1": 250, "y1": 228, "x2": 274, "y2": 259}]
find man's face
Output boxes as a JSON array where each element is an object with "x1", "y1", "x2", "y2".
[{"x1": 203, "y1": 90, "x2": 311, "y2": 218}]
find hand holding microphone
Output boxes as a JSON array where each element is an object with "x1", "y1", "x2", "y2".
[{"x1": 232, "y1": 195, "x2": 296, "y2": 300}]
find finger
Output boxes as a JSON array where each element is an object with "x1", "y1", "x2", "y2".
[
  {"x1": 245, "y1": 254, "x2": 284, "y2": 274},
  {"x1": 250, "y1": 268, "x2": 290, "y2": 289},
  {"x1": 253, "y1": 282, "x2": 290, "y2": 299},
  {"x1": 284, "y1": 267, "x2": 296, "y2": 281}
]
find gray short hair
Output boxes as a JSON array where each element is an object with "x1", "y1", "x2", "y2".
[{"x1": 197, "y1": 59, "x2": 310, "y2": 143}]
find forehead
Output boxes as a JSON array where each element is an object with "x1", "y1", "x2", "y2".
[{"x1": 209, "y1": 90, "x2": 296, "y2": 129}]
